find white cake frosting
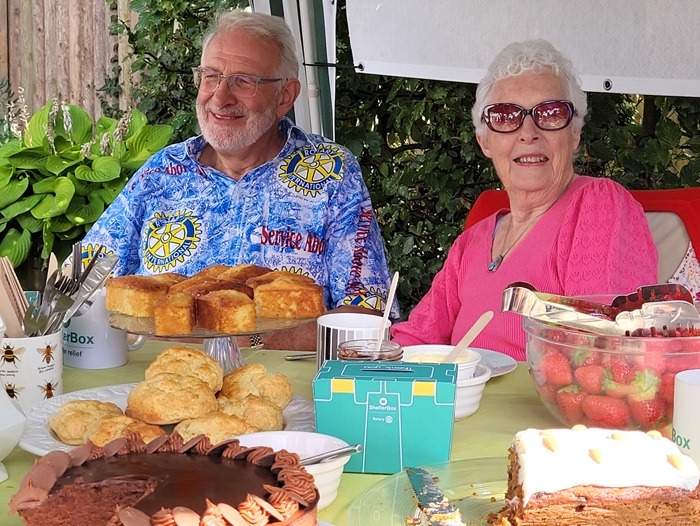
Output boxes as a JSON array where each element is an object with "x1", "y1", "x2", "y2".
[{"x1": 513, "y1": 427, "x2": 700, "y2": 505}]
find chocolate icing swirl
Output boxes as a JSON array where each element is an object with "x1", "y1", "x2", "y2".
[
  {"x1": 125, "y1": 432, "x2": 148, "y2": 454},
  {"x1": 159, "y1": 432, "x2": 184, "y2": 452},
  {"x1": 86, "y1": 444, "x2": 106, "y2": 461},
  {"x1": 268, "y1": 492, "x2": 299, "y2": 520},
  {"x1": 246, "y1": 447, "x2": 275, "y2": 466},
  {"x1": 276, "y1": 468, "x2": 317, "y2": 504},
  {"x1": 151, "y1": 507, "x2": 177, "y2": 525},
  {"x1": 200, "y1": 499, "x2": 227, "y2": 526},
  {"x1": 271, "y1": 450, "x2": 300, "y2": 472},
  {"x1": 193, "y1": 436, "x2": 213, "y2": 456},
  {"x1": 237, "y1": 495, "x2": 268, "y2": 526},
  {"x1": 221, "y1": 441, "x2": 249, "y2": 460}
]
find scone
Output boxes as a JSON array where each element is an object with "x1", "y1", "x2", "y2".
[
  {"x1": 257, "y1": 372, "x2": 294, "y2": 409},
  {"x1": 83, "y1": 414, "x2": 165, "y2": 447},
  {"x1": 218, "y1": 394, "x2": 284, "y2": 432},
  {"x1": 105, "y1": 275, "x2": 172, "y2": 317},
  {"x1": 220, "y1": 363, "x2": 293, "y2": 409},
  {"x1": 48, "y1": 400, "x2": 123, "y2": 445},
  {"x1": 144, "y1": 345, "x2": 224, "y2": 392},
  {"x1": 196, "y1": 290, "x2": 256, "y2": 333},
  {"x1": 173, "y1": 412, "x2": 256, "y2": 444},
  {"x1": 125, "y1": 373, "x2": 218, "y2": 425}
]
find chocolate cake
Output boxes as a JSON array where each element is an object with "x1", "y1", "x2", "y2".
[
  {"x1": 10, "y1": 433, "x2": 318, "y2": 526},
  {"x1": 489, "y1": 426, "x2": 700, "y2": 526}
]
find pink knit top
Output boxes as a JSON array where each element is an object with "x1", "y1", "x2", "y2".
[{"x1": 391, "y1": 176, "x2": 658, "y2": 361}]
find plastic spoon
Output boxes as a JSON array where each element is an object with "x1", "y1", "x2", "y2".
[
  {"x1": 444, "y1": 311, "x2": 494, "y2": 363},
  {"x1": 375, "y1": 271, "x2": 399, "y2": 352}
]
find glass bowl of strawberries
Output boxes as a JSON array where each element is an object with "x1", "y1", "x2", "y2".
[{"x1": 524, "y1": 316, "x2": 700, "y2": 437}]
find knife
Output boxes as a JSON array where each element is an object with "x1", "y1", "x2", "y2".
[{"x1": 405, "y1": 467, "x2": 465, "y2": 526}]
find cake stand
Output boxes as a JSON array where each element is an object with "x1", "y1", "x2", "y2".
[{"x1": 109, "y1": 313, "x2": 316, "y2": 374}]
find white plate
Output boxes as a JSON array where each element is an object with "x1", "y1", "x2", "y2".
[
  {"x1": 472, "y1": 348, "x2": 517, "y2": 377},
  {"x1": 19, "y1": 383, "x2": 315, "y2": 456}
]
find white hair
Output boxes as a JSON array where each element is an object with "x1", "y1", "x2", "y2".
[
  {"x1": 471, "y1": 39, "x2": 587, "y2": 136},
  {"x1": 202, "y1": 9, "x2": 299, "y2": 80}
]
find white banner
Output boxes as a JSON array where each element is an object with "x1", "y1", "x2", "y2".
[{"x1": 346, "y1": 0, "x2": 700, "y2": 97}]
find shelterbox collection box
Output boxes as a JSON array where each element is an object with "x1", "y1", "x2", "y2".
[{"x1": 313, "y1": 360, "x2": 457, "y2": 474}]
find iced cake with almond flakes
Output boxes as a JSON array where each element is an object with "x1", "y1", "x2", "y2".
[{"x1": 489, "y1": 426, "x2": 700, "y2": 526}]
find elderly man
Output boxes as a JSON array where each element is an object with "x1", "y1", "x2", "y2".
[{"x1": 82, "y1": 10, "x2": 393, "y2": 350}]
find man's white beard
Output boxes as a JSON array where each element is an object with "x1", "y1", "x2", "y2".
[{"x1": 197, "y1": 102, "x2": 279, "y2": 153}]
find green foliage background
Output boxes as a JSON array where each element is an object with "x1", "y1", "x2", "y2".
[{"x1": 103, "y1": 0, "x2": 700, "y2": 314}]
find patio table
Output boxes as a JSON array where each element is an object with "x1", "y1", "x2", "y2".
[{"x1": 0, "y1": 340, "x2": 555, "y2": 526}]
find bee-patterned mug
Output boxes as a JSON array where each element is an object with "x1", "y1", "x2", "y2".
[{"x1": 0, "y1": 330, "x2": 63, "y2": 411}]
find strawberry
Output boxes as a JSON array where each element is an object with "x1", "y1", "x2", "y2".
[
  {"x1": 628, "y1": 396, "x2": 665, "y2": 426},
  {"x1": 556, "y1": 386, "x2": 587, "y2": 423},
  {"x1": 665, "y1": 354, "x2": 700, "y2": 374},
  {"x1": 536, "y1": 383, "x2": 560, "y2": 404},
  {"x1": 608, "y1": 356, "x2": 634, "y2": 384},
  {"x1": 572, "y1": 349, "x2": 601, "y2": 367},
  {"x1": 633, "y1": 350, "x2": 666, "y2": 376},
  {"x1": 681, "y1": 338, "x2": 700, "y2": 352},
  {"x1": 659, "y1": 372, "x2": 676, "y2": 404},
  {"x1": 581, "y1": 395, "x2": 632, "y2": 428},
  {"x1": 601, "y1": 379, "x2": 638, "y2": 399},
  {"x1": 538, "y1": 352, "x2": 572, "y2": 387},
  {"x1": 631, "y1": 369, "x2": 661, "y2": 399},
  {"x1": 574, "y1": 365, "x2": 605, "y2": 394}
]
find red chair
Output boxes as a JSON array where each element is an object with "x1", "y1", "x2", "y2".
[{"x1": 465, "y1": 186, "x2": 700, "y2": 283}]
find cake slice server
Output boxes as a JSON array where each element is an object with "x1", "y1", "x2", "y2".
[{"x1": 405, "y1": 467, "x2": 465, "y2": 526}]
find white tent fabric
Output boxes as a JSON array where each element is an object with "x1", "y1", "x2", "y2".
[
  {"x1": 251, "y1": 0, "x2": 337, "y2": 138},
  {"x1": 346, "y1": 0, "x2": 700, "y2": 97}
]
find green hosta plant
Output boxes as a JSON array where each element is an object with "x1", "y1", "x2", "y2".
[{"x1": 0, "y1": 99, "x2": 173, "y2": 268}]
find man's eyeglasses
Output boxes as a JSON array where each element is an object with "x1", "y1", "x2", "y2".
[
  {"x1": 192, "y1": 67, "x2": 284, "y2": 99},
  {"x1": 481, "y1": 100, "x2": 577, "y2": 133}
]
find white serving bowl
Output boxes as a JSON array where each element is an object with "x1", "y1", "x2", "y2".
[
  {"x1": 237, "y1": 430, "x2": 350, "y2": 510},
  {"x1": 0, "y1": 390, "x2": 26, "y2": 483},
  {"x1": 402, "y1": 345, "x2": 491, "y2": 420},
  {"x1": 402, "y1": 344, "x2": 482, "y2": 379},
  {"x1": 451, "y1": 363, "x2": 492, "y2": 420}
]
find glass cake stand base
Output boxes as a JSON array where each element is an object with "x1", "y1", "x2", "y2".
[
  {"x1": 203, "y1": 336, "x2": 246, "y2": 374},
  {"x1": 108, "y1": 313, "x2": 316, "y2": 374}
]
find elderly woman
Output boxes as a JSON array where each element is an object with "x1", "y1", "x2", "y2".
[{"x1": 391, "y1": 40, "x2": 658, "y2": 360}]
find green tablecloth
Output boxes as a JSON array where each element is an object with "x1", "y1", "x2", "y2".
[{"x1": 0, "y1": 341, "x2": 556, "y2": 526}]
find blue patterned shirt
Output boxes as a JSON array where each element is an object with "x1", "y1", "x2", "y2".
[{"x1": 82, "y1": 118, "x2": 395, "y2": 313}]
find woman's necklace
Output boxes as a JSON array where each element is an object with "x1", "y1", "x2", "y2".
[
  {"x1": 488, "y1": 180, "x2": 574, "y2": 272},
  {"x1": 488, "y1": 207, "x2": 550, "y2": 272}
]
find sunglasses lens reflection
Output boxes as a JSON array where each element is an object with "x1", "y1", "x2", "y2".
[
  {"x1": 533, "y1": 101, "x2": 573, "y2": 130},
  {"x1": 485, "y1": 100, "x2": 573, "y2": 133}
]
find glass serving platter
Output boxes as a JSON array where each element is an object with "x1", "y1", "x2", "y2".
[
  {"x1": 109, "y1": 313, "x2": 317, "y2": 373},
  {"x1": 347, "y1": 457, "x2": 508, "y2": 526}
]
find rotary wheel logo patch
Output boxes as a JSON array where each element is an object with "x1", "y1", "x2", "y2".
[
  {"x1": 279, "y1": 144, "x2": 345, "y2": 196},
  {"x1": 343, "y1": 286, "x2": 385, "y2": 311},
  {"x1": 144, "y1": 210, "x2": 201, "y2": 271}
]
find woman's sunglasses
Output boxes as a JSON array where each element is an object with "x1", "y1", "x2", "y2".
[{"x1": 481, "y1": 100, "x2": 577, "y2": 133}]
